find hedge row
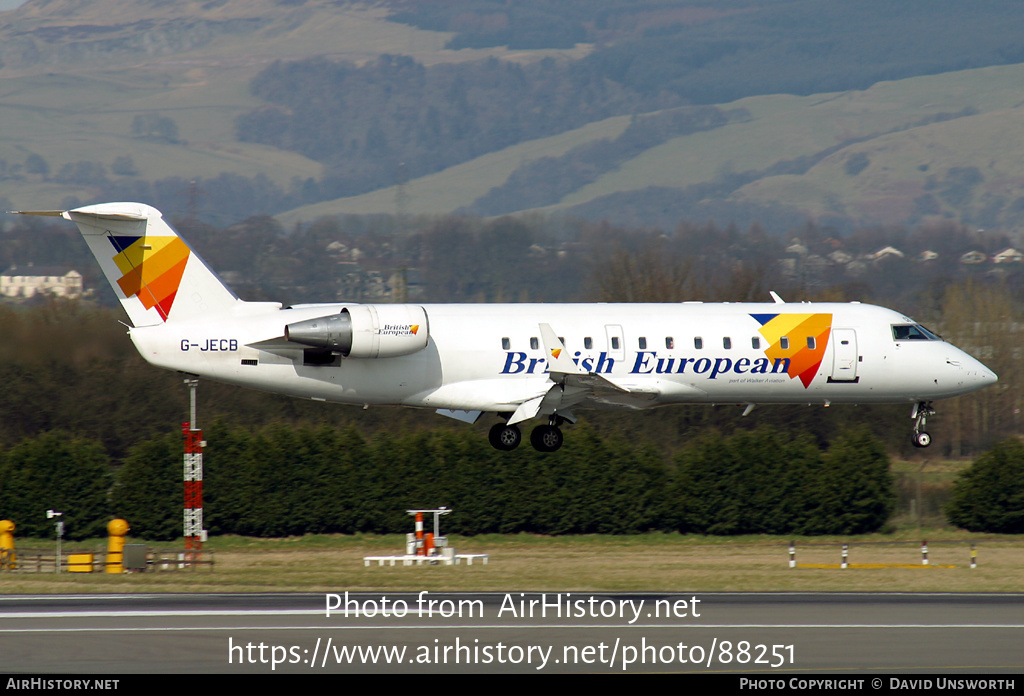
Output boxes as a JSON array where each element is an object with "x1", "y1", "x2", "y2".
[
  {"x1": 0, "y1": 423, "x2": 906, "y2": 540},
  {"x1": 946, "y1": 438, "x2": 1024, "y2": 533}
]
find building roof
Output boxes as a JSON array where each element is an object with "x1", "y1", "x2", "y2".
[{"x1": 1, "y1": 265, "x2": 81, "y2": 277}]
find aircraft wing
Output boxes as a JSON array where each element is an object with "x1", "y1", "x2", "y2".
[
  {"x1": 248, "y1": 323, "x2": 705, "y2": 425},
  {"x1": 538, "y1": 322, "x2": 639, "y2": 394},
  {"x1": 503, "y1": 323, "x2": 705, "y2": 424}
]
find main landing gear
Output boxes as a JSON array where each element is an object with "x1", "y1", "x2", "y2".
[
  {"x1": 912, "y1": 401, "x2": 935, "y2": 448},
  {"x1": 489, "y1": 417, "x2": 565, "y2": 452},
  {"x1": 488, "y1": 422, "x2": 522, "y2": 451},
  {"x1": 530, "y1": 423, "x2": 564, "y2": 452}
]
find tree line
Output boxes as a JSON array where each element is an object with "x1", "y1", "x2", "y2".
[
  {"x1": 4, "y1": 418, "x2": 1019, "y2": 540},
  {"x1": 236, "y1": 53, "x2": 680, "y2": 201},
  {"x1": 391, "y1": 1, "x2": 1024, "y2": 103},
  {"x1": 0, "y1": 424, "x2": 898, "y2": 541},
  {"x1": 946, "y1": 439, "x2": 1024, "y2": 534}
]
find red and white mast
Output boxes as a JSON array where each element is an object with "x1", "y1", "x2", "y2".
[{"x1": 183, "y1": 378, "x2": 206, "y2": 559}]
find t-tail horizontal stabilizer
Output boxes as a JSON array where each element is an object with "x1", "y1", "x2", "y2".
[{"x1": 14, "y1": 203, "x2": 239, "y2": 327}]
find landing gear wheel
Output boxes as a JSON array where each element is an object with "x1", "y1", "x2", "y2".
[
  {"x1": 489, "y1": 422, "x2": 522, "y2": 451},
  {"x1": 530, "y1": 424, "x2": 564, "y2": 452},
  {"x1": 911, "y1": 401, "x2": 935, "y2": 449}
]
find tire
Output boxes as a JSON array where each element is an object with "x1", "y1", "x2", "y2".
[
  {"x1": 489, "y1": 422, "x2": 521, "y2": 451},
  {"x1": 530, "y1": 424, "x2": 563, "y2": 452}
]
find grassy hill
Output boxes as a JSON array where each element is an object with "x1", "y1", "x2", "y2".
[
  {"x1": 732, "y1": 104, "x2": 1024, "y2": 228},
  {"x1": 558, "y1": 64, "x2": 1024, "y2": 230},
  {"x1": 276, "y1": 114, "x2": 635, "y2": 223},
  {"x1": 3, "y1": 0, "x2": 1024, "y2": 232},
  {"x1": 0, "y1": 0, "x2": 570, "y2": 214},
  {"x1": 282, "y1": 63, "x2": 1024, "y2": 231}
]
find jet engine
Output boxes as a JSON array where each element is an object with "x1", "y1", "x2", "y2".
[{"x1": 284, "y1": 305, "x2": 429, "y2": 359}]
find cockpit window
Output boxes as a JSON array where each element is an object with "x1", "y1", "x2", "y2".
[{"x1": 892, "y1": 324, "x2": 941, "y2": 341}]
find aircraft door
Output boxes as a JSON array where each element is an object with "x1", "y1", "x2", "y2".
[
  {"x1": 830, "y1": 328, "x2": 858, "y2": 382},
  {"x1": 605, "y1": 324, "x2": 625, "y2": 362}
]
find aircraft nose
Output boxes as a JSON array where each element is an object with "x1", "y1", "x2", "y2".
[
  {"x1": 979, "y1": 366, "x2": 998, "y2": 387},
  {"x1": 957, "y1": 353, "x2": 997, "y2": 389}
]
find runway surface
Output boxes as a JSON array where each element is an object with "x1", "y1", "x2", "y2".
[{"x1": 0, "y1": 592, "x2": 1021, "y2": 674}]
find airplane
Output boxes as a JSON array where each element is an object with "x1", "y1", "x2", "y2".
[{"x1": 14, "y1": 202, "x2": 997, "y2": 451}]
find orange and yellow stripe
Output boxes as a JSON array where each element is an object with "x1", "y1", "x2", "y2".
[
  {"x1": 751, "y1": 313, "x2": 832, "y2": 388},
  {"x1": 108, "y1": 235, "x2": 189, "y2": 321}
]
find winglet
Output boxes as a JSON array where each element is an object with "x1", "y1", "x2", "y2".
[{"x1": 538, "y1": 323, "x2": 585, "y2": 378}]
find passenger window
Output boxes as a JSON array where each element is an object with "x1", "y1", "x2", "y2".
[
  {"x1": 611, "y1": 336, "x2": 620, "y2": 350},
  {"x1": 780, "y1": 337, "x2": 790, "y2": 350},
  {"x1": 807, "y1": 337, "x2": 816, "y2": 349},
  {"x1": 639, "y1": 337, "x2": 647, "y2": 349},
  {"x1": 584, "y1": 337, "x2": 593, "y2": 349},
  {"x1": 502, "y1": 337, "x2": 510, "y2": 350},
  {"x1": 752, "y1": 337, "x2": 760, "y2": 350},
  {"x1": 723, "y1": 337, "x2": 732, "y2": 350},
  {"x1": 694, "y1": 337, "x2": 703, "y2": 350},
  {"x1": 666, "y1": 337, "x2": 674, "y2": 349},
  {"x1": 530, "y1": 337, "x2": 539, "y2": 350}
]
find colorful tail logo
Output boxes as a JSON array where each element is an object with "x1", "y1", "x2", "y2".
[
  {"x1": 109, "y1": 235, "x2": 190, "y2": 321},
  {"x1": 751, "y1": 313, "x2": 832, "y2": 388}
]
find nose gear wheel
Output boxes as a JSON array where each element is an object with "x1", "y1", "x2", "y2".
[{"x1": 911, "y1": 401, "x2": 935, "y2": 448}]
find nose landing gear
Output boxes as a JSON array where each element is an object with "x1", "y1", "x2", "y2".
[{"x1": 912, "y1": 401, "x2": 935, "y2": 448}]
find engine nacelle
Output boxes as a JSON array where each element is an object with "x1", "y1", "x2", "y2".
[{"x1": 284, "y1": 305, "x2": 429, "y2": 359}]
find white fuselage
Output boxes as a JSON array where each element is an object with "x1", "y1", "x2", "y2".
[{"x1": 128, "y1": 301, "x2": 997, "y2": 414}]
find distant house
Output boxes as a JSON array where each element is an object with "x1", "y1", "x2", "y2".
[
  {"x1": 363, "y1": 271, "x2": 387, "y2": 299},
  {"x1": 845, "y1": 260, "x2": 869, "y2": 277},
  {"x1": 326, "y1": 240, "x2": 349, "y2": 257},
  {"x1": 0, "y1": 265, "x2": 84, "y2": 299},
  {"x1": 785, "y1": 241, "x2": 808, "y2": 257},
  {"x1": 803, "y1": 254, "x2": 829, "y2": 275},
  {"x1": 992, "y1": 248, "x2": 1023, "y2": 264},
  {"x1": 870, "y1": 246, "x2": 905, "y2": 261},
  {"x1": 959, "y1": 250, "x2": 988, "y2": 265},
  {"x1": 388, "y1": 268, "x2": 425, "y2": 301},
  {"x1": 828, "y1": 250, "x2": 853, "y2": 265},
  {"x1": 777, "y1": 257, "x2": 798, "y2": 278}
]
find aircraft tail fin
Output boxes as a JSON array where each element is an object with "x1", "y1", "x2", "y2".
[{"x1": 16, "y1": 202, "x2": 239, "y2": 327}]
